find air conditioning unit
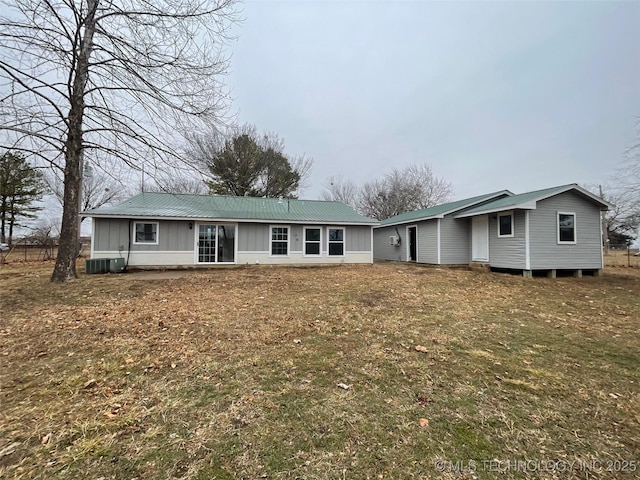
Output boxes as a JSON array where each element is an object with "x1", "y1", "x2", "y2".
[
  {"x1": 85, "y1": 258, "x2": 110, "y2": 274},
  {"x1": 389, "y1": 235, "x2": 400, "y2": 246},
  {"x1": 109, "y1": 257, "x2": 125, "y2": 273},
  {"x1": 85, "y1": 258, "x2": 125, "y2": 274}
]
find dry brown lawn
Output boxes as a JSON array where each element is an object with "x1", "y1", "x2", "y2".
[{"x1": 0, "y1": 261, "x2": 638, "y2": 479}]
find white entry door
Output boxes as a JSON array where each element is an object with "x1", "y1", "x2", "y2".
[{"x1": 471, "y1": 215, "x2": 489, "y2": 262}]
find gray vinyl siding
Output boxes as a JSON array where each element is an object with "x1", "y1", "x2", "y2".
[
  {"x1": 373, "y1": 226, "x2": 405, "y2": 261},
  {"x1": 529, "y1": 192, "x2": 603, "y2": 269},
  {"x1": 238, "y1": 223, "x2": 269, "y2": 252},
  {"x1": 94, "y1": 218, "x2": 194, "y2": 252},
  {"x1": 417, "y1": 220, "x2": 438, "y2": 264},
  {"x1": 488, "y1": 210, "x2": 526, "y2": 268},
  {"x1": 291, "y1": 225, "x2": 304, "y2": 252},
  {"x1": 93, "y1": 218, "x2": 129, "y2": 251},
  {"x1": 440, "y1": 216, "x2": 471, "y2": 264},
  {"x1": 346, "y1": 225, "x2": 372, "y2": 252}
]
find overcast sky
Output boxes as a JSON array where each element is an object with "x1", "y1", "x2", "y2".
[{"x1": 226, "y1": 0, "x2": 640, "y2": 200}]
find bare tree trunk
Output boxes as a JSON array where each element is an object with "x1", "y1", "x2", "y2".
[
  {"x1": 51, "y1": 151, "x2": 81, "y2": 280},
  {"x1": 8, "y1": 199, "x2": 14, "y2": 245},
  {"x1": 51, "y1": 0, "x2": 98, "y2": 283},
  {"x1": 0, "y1": 198, "x2": 5, "y2": 243}
]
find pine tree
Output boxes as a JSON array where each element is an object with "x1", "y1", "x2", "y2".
[{"x1": 0, "y1": 152, "x2": 47, "y2": 245}]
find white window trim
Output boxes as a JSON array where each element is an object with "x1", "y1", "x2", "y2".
[
  {"x1": 269, "y1": 225, "x2": 290, "y2": 257},
  {"x1": 497, "y1": 211, "x2": 515, "y2": 238},
  {"x1": 195, "y1": 223, "x2": 217, "y2": 264},
  {"x1": 133, "y1": 221, "x2": 159, "y2": 245},
  {"x1": 557, "y1": 212, "x2": 577, "y2": 244},
  {"x1": 303, "y1": 226, "x2": 322, "y2": 257},
  {"x1": 327, "y1": 226, "x2": 346, "y2": 257}
]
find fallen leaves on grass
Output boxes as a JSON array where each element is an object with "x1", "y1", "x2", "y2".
[
  {"x1": 83, "y1": 379, "x2": 97, "y2": 389},
  {"x1": 0, "y1": 262, "x2": 638, "y2": 479}
]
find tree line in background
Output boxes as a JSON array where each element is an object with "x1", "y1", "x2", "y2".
[
  {"x1": 321, "y1": 164, "x2": 453, "y2": 220},
  {"x1": 598, "y1": 139, "x2": 640, "y2": 246}
]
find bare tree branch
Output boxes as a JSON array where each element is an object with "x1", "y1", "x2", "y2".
[
  {"x1": 0, "y1": 0, "x2": 239, "y2": 281},
  {"x1": 323, "y1": 164, "x2": 453, "y2": 220},
  {"x1": 320, "y1": 176, "x2": 360, "y2": 208}
]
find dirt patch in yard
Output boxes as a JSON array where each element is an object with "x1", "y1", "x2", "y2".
[{"x1": 118, "y1": 269, "x2": 196, "y2": 280}]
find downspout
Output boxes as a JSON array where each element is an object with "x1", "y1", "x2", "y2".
[
  {"x1": 370, "y1": 227, "x2": 374, "y2": 264},
  {"x1": 599, "y1": 209, "x2": 604, "y2": 269},
  {"x1": 125, "y1": 219, "x2": 132, "y2": 272},
  {"x1": 90, "y1": 217, "x2": 95, "y2": 259},
  {"x1": 525, "y1": 211, "x2": 531, "y2": 270},
  {"x1": 436, "y1": 218, "x2": 441, "y2": 264}
]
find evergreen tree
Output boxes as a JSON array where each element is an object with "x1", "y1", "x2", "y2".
[
  {"x1": 0, "y1": 152, "x2": 47, "y2": 245},
  {"x1": 191, "y1": 125, "x2": 312, "y2": 198}
]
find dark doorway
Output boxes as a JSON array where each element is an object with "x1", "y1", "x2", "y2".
[{"x1": 408, "y1": 226, "x2": 417, "y2": 262}]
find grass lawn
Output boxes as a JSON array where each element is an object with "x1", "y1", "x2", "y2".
[{"x1": 0, "y1": 262, "x2": 638, "y2": 479}]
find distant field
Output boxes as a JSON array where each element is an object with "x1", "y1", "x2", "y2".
[
  {"x1": 0, "y1": 261, "x2": 638, "y2": 479},
  {"x1": 0, "y1": 245, "x2": 90, "y2": 264},
  {"x1": 605, "y1": 249, "x2": 640, "y2": 268}
]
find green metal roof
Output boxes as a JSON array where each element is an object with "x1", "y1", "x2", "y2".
[
  {"x1": 455, "y1": 183, "x2": 611, "y2": 217},
  {"x1": 84, "y1": 192, "x2": 379, "y2": 225},
  {"x1": 379, "y1": 190, "x2": 512, "y2": 227}
]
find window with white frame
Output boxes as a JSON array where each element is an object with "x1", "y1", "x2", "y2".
[
  {"x1": 304, "y1": 227, "x2": 321, "y2": 256},
  {"x1": 271, "y1": 226, "x2": 289, "y2": 255},
  {"x1": 328, "y1": 227, "x2": 344, "y2": 256},
  {"x1": 557, "y1": 212, "x2": 576, "y2": 244},
  {"x1": 134, "y1": 222, "x2": 158, "y2": 244},
  {"x1": 498, "y1": 212, "x2": 514, "y2": 237}
]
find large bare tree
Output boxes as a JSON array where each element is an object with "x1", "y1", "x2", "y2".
[
  {"x1": 0, "y1": 0, "x2": 237, "y2": 282},
  {"x1": 320, "y1": 176, "x2": 359, "y2": 208},
  {"x1": 612, "y1": 127, "x2": 640, "y2": 240},
  {"x1": 45, "y1": 162, "x2": 128, "y2": 218},
  {"x1": 322, "y1": 164, "x2": 453, "y2": 220},
  {"x1": 144, "y1": 170, "x2": 209, "y2": 195}
]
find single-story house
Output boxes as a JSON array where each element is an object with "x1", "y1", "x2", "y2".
[
  {"x1": 373, "y1": 190, "x2": 512, "y2": 264},
  {"x1": 373, "y1": 184, "x2": 612, "y2": 276},
  {"x1": 84, "y1": 193, "x2": 378, "y2": 268}
]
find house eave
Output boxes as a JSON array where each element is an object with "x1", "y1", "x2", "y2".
[
  {"x1": 375, "y1": 189, "x2": 514, "y2": 228},
  {"x1": 455, "y1": 201, "x2": 538, "y2": 218},
  {"x1": 455, "y1": 184, "x2": 613, "y2": 218},
  {"x1": 83, "y1": 213, "x2": 379, "y2": 226},
  {"x1": 375, "y1": 214, "x2": 445, "y2": 229}
]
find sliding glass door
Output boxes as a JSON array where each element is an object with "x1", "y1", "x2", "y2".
[{"x1": 198, "y1": 224, "x2": 235, "y2": 263}]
